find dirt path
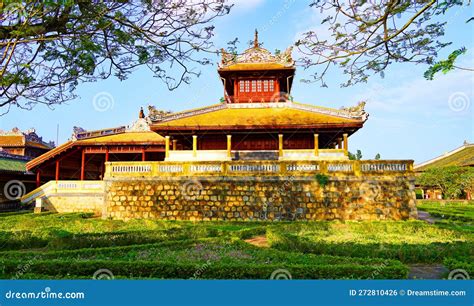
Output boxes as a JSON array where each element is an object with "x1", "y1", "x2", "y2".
[
  {"x1": 408, "y1": 264, "x2": 448, "y2": 279},
  {"x1": 417, "y1": 210, "x2": 440, "y2": 224},
  {"x1": 244, "y1": 232, "x2": 449, "y2": 280},
  {"x1": 244, "y1": 235, "x2": 269, "y2": 248}
]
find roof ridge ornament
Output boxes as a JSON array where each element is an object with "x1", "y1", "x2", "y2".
[
  {"x1": 147, "y1": 105, "x2": 173, "y2": 122},
  {"x1": 218, "y1": 32, "x2": 294, "y2": 69},
  {"x1": 71, "y1": 126, "x2": 126, "y2": 141},
  {"x1": 254, "y1": 29, "x2": 259, "y2": 48},
  {"x1": 340, "y1": 101, "x2": 368, "y2": 120}
]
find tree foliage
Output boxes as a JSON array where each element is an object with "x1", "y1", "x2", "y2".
[
  {"x1": 417, "y1": 166, "x2": 474, "y2": 199},
  {"x1": 348, "y1": 149, "x2": 363, "y2": 160},
  {"x1": 424, "y1": 47, "x2": 467, "y2": 80},
  {"x1": 0, "y1": 0, "x2": 231, "y2": 113},
  {"x1": 296, "y1": 0, "x2": 471, "y2": 87}
]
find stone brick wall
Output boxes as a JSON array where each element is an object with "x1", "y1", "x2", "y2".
[
  {"x1": 41, "y1": 194, "x2": 105, "y2": 215},
  {"x1": 104, "y1": 175, "x2": 417, "y2": 221}
]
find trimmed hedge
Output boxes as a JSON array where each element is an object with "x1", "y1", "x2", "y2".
[
  {"x1": 0, "y1": 238, "x2": 408, "y2": 279},
  {"x1": 267, "y1": 229, "x2": 472, "y2": 264},
  {"x1": 0, "y1": 238, "x2": 401, "y2": 266},
  {"x1": 0, "y1": 226, "x2": 223, "y2": 251},
  {"x1": 0, "y1": 259, "x2": 408, "y2": 280},
  {"x1": 444, "y1": 258, "x2": 474, "y2": 276}
]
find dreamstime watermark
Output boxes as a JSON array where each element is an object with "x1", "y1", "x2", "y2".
[
  {"x1": 5, "y1": 287, "x2": 85, "y2": 300},
  {"x1": 3, "y1": 180, "x2": 26, "y2": 200},
  {"x1": 261, "y1": 0, "x2": 296, "y2": 33},
  {"x1": 448, "y1": 269, "x2": 470, "y2": 280},
  {"x1": 270, "y1": 91, "x2": 292, "y2": 103},
  {"x1": 188, "y1": 242, "x2": 235, "y2": 279},
  {"x1": 181, "y1": 179, "x2": 203, "y2": 201},
  {"x1": 11, "y1": 258, "x2": 36, "y2": 280},
  {"x1": 448, "y1": 92, "x2": 470, "y2": 112},
  {"x1": 359, "y1": 180, "x2": 382, "y2": 202},
  {"x1": 189, "y1": 260, "x2": 212, "y2": 280},
  {"x1": 368, "y1": 261, "x2": 388, "y2": 279},
  {"x1": 2, "y1": 2, "x2": 27, "y2": 18},
  {"x1": 92, "y1": 269, "x2": 114, "y2": 280},
  {"x1": 92, "y1": 92, "x2": 115, "y2": 112},
  {"x1": 270, "y1": 269, "x2": 292, "y2": 280}
]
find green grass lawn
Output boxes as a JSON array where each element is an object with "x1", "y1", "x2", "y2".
[
  {"x1": 417, "y1": 200, "x2": 474, "y2": 233},
  {"x1": 0, "y1": 205, "x2": 472, "y2": 280}
]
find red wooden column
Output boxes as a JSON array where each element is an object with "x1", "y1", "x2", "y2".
[
  {"x1": 36, "y1": 170, "x2": 41, "y2": 187},
  {"x1": 55, "y1": 160, "x2": 60, "y2": 181},
  {"x1": 142, "y1": 148, "x2": 146, "y2": 161},
  {"x1": 105, "y1": 147, "x2": 109, "y2": 162},
  {"x1": 80, "y1": 149, "x2": 85, "y2": 180},
  {"x1": 234, "y1": 79, "x2": 238, "y2": 102}
]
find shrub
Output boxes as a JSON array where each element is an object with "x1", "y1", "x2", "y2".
[
  {"x1": 443, "y1": 258, "x2": 474, "y2": 277},
  {"x1": 267, "y1": 224, "x2": 472, "y2": 264},
  {"x1": 0, "y1": 259, "x2": 407, "y2": 280}
]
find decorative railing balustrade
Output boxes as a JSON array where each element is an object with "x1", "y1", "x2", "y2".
[
  {"x1": 21, "y1": 181, "x2": 105, "y2": 205},
  {"x1": 167, "y1": 149, "x2": 348, "y2": 162},
  {"x1": 104, "y1": 160, "x2": 414, "y2": 179}
]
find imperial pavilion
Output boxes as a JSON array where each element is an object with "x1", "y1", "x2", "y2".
[{"x1": 21, "y1": 32, "x2": 416, "y2": 221}]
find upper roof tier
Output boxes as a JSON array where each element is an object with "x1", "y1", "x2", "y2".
[{"x1": 218, "y1": 30, "x2": 295, "y2": 72}]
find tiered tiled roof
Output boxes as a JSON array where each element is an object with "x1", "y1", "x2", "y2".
[
  {"x1": 218, "y1": 30, "x2": 294, "y2": 72},
  {"x1": 26, "y1": 118, "x2": 164, "y2": 171},
  {"x1": 0, "y1": 128, "x2": 54, "y2": 150},
  {"x1": 151, "y1": 101, "x2": 368, "y2": 131}
]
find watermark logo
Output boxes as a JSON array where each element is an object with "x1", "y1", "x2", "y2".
[
  {"x1": 270, "y1": 269, "x2": 292, "y2": 280},
  {"x1": 448, "y1": 269, "x2": 470, "y2": 280},
  {"x1": 448, "y1": 92, "x2": 470, "y2": 112},
  {"x1": 2, "y1": 2, "x2": 26, "y2": 18},
  {"x1": 11, "y1": 258, "x2": 35, "y2": 280},
  {"x1": 181, "y1": 180, "x2": 203, "y2": 200},
  {"x1": 4, "y1": 180, "x2": 26, "y2": 200},
  {"x1": 92, "y1": 269, "x2": 114, "y2": 280},
  {"x1": 270, "y1": 91, "x2": 292, "y2": 103},
  {"x1": 359, "y1": 180, "x2": 381, "y2": 202},
  {"x1": 92, "y1": 92, "x2": 115, "y2": 112},
  {"x1": 189, "y1": 260, "x2": 212, "y2": 280}
]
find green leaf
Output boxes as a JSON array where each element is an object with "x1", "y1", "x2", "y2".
[{"x1": 424, "y1": 47, "x2": 467, "y2": 80}]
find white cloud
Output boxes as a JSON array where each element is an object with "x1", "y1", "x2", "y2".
[{"x1": 356, "y1": 69, "x2": 474, "y2": 119}]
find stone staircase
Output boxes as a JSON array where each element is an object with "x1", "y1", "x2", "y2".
[{"x1": 232, "y1": 150, "x2": 279, "y2": 161}]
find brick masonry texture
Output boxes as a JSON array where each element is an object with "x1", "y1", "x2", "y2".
[{"x1": 104, "y1": 175, "x2": 417, "y2": 221}]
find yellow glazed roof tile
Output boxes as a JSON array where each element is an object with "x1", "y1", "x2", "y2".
[
  {"x1": 26, "y1": 131, "x2": 164, "y2": 170},
  {"x1": 218, "y1": 63, "x2": 294, "y2": 71},
  {"x1": 77, "y1": 131, "x2": 164, "y2": 144},
  {"x1": 153, "y1": 107, "x2": 361, "y2": 128},
  {"x1": 415, "y1": 144, "x2": 474, "y2": 171}
]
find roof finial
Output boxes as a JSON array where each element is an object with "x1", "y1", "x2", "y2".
[
  {"x1": 254, "y1": 29, "x2": 259, "y2": 48},
  {"x1": 139, "y1": 107, "x2": 145, "y2": 119}
]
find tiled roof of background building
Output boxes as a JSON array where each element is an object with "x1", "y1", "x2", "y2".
[
  {"x1": 414, "y1": 142, "x2": 474, "y2": 171},
  {"x1": 0, "y1": 152, "x2": 30, "y2": 173}
]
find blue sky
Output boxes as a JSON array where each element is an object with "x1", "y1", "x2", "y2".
[{"x1": 1, "y1": 0, "x2": 473, "y2": 164}]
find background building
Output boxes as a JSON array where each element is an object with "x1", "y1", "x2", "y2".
[
  {"x1": 0, "y1": 128, "x2": 54, "y2": 158},
  {"x1": 414, "y1": 141, "x2": 474, "y2": 200}
]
